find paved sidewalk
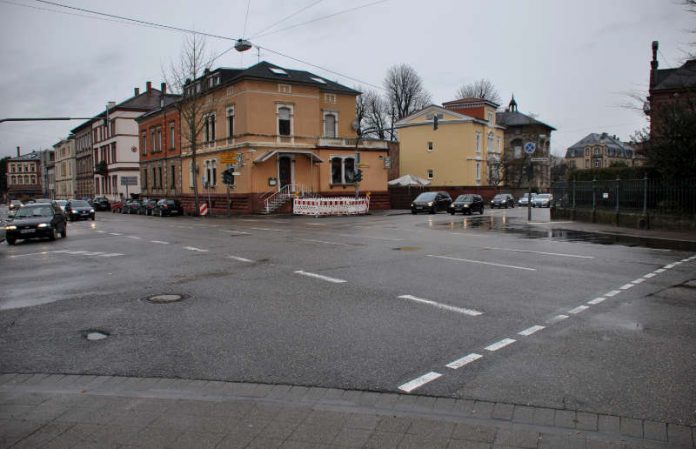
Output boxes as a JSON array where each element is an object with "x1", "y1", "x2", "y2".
[{"x1": 1, "y1": 374, "x2": 693, "y2": 449}]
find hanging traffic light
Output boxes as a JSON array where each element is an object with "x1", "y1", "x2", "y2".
[{"x1": 223, "y1": 169, "x2": 234, "y2": 185}]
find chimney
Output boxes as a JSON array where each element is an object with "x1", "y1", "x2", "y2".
[
  {"x1": 17, "y1": 146, "x2": 20, "y2": 157},
  {"x1": 146, "y1": 81, "x2": 152, "y2": 94},
  {"x1": 650, "y1": 41, "x2": 659, "y2": 89},
  {"x1": 134, "y1": 87, "x2": 140, "y2": 96},
  {"x1": 160, "y1": 82, "x2": 167, "y2": 94}
]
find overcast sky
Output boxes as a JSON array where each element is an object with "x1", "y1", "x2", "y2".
[{"x1": 0, "y1": 0, "x2": 693, "y2": 159}]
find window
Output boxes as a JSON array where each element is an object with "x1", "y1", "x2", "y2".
[
  {"x1": 142, "y1": 131, "x2": 147, "y2": 155},
  {"x1": 427, "y1": 142, "x2": 433, "y2": 152},
  {"x1": 278, "y1": 106, "x2": 292, "y2": 136},
  {"x1": 204, "y1": 114, "x2": 216, "y2": 143},
  {"x1": 324, "y1": 93, "x2": 336, "y2": 104},
  {"x1": 189, "y1": 163, "x2": 195, "y2": 188},
  {"x1": 476, "y1": 132, "x2": 482, "y2": 153},
  {"x1": 426, "y1": 169, "x2": 434, "y2": 180},
  {"x1": 111, "y1": 143, "x2": 116, "y2": 163},
  {"x1": 169, "y1": 122, "x2": 176, "y2": 149},
  {"x1": 476, "y1": 162, "x2": 481, "y2": 181},
  {"x1": 205, "y1": 159, "x2": 217, "y2": 187},
  {"x1": 311, "y1": 76, "x2": 326, "y2": 84},
  {"x1": 156, "y1": 127, "x2": 162, "y2": 152},
  {"x1": 594, "y1": 147, "x2": 601, "y2": 156},
  {"x1": 323, "y1": 113, "x2": 337, "y2": 138},
  {"x1": 152, "y1": 168, "x2": 157, "y2": 188},
  {"x1": 496, "y1": 137, "x2": 501, "y2": 153},
  {"x1": 487, "y1": 132, "x2": 493, "y2": 152},
  {"x1": 594, "y1": 159, "x2": 602, "y2": 168},
  {"x1": 487, "y1": 112, "x2": 494, "y2": 125},
  {"x1": 171, "y1": 164, "x2": 176, "y2": 189},
  {"x1": 330, "y1": 156, "x2": 356, "y2": 184},
  {"x1": 158, "y1": 167, "x2": 163, "y2": 188},
  {"x1": 226, "y1": 107, "x2": 234, "y2": 142},
  {"x1": 269, "y1": 67, "x2": 288, "y2": 76},
  {"x1": 278, "y1": 84, "x2": 292, "y2": 94}
]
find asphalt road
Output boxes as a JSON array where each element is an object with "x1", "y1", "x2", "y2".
[{"x1": 1, "y1": 205, "x2": 694, "y2": 426}]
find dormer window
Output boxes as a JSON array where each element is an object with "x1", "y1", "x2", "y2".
[{"x1": 269, "y1": 67, "x2": 288, "y2": 76}]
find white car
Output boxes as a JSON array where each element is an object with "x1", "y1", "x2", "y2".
[{"x1": 532, "y1": 193, "x2": 553, "y2": 208}]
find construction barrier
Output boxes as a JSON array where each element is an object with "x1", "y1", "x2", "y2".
[
  {"x1": 199, "y1": 202, "x2": 208, "y2": 216},
  {"x1": 293, "y1": 196, "x2": 370, "y2": 216}
]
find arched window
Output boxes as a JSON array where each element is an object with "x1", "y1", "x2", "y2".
[
  {"x1": 511, "y1": 139, "x2": 523, "y2": 159},
  {"x1": 487, "y1": 132, "x2": 494, "y2": 152}
]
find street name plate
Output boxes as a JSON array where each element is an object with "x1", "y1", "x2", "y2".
[
  {"x1": 120, "y1": 176, "x2": 137, "y2": 186},
  {"x1": 531, "y1": 157, "x2": 548, "y2": 162}
]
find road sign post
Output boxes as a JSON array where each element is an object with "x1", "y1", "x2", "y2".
[{"x1": 524, "y1": 142, "x2": 536, "y2": 221}]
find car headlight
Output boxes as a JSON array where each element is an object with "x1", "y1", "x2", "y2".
[
  {"x1": 5, "y1": 225, "x2": 16, "y2": 230},
  {"x1": 37, "y1": 223, "x2": 50, "y2": 228},
  {"x1": 427, "y1": 202, "x2": 433, "y2": 207},
  {"x1": 90, "y1": 209, "x2": 95, "y2": 213},
  {"x1": 410, "y1": 203, "x2": 415, "y2": 207},
  {"x1": 463, "y1": 204, "x2": 469, "y2": 207}
]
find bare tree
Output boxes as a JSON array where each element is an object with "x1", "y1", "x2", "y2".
[
  {"x1": 356, "y1": 89, "x2": 389, "y2": 140},
  {"x1": 164, "y1": 34, "x2": 212, "y2": 216},
  {"x1": 383, "y1": 64, "x2": 432, "y2": 134},
  {"x1": 456, "y1": 79, "x2": 502, "y2": 105}
]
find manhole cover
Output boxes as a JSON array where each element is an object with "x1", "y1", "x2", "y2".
[
  {"x1": 144, "y1": 293, "x2": 188, "y2": 304},
  {"x1": 83, "y1": 330, "x2": 109, "y2": 341},
  {"x1": 393, "y1": 246, "x2": 421, "y2": 251}
]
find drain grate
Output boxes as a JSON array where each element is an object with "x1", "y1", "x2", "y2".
[{"x1": 143, "y1": 293, "x2": 188, "y2": 304}]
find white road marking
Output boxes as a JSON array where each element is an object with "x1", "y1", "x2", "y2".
[
  {"x1": 605, "y1": 290, "x2": 621, "y2": 297},
  {"x1": 300, "y1": 239, "x2": 351, "y2": 247},
  {"x1": 80, "y1": 252, "x2": 104, "y2": 256},
  {"x1": 397, "y1": 295, "x2": 483, "y2": 317},
  {"x1": 108, "y1": 232, "x2": 122, "y2": 236},
  {"x1": 643, "y1": 273, "x2": 656, "y2": 279},
  {"x1": 127, "y1": 236, "x2": 142, "y2": 240},
  {"x1": 654, "y1": 268, "x2": 666, "y2": 273},
  {"x1": 150, "y1": 240, "x2": 170, "y2": 245},
  {"x1": 250, "y1": 227, "x2": 282, "y2": 232},
  {"x1": 337, "y1": 233, "x2": 404, "y2": 241},
  {"x1": 398, "y1": 372, "x2": 442, "y2": 393},
  {"x1": 484, "y1": 247, "x2": 594, "y2": 259},
  {"x1": 568, "y1": 305, "x2": 589, "y2": 314},
  {"x1": 99, "y1": 253, "x2": 124, "y2": 257},
  {"x1": 664, "y1": 263, "x2": 676, "y2": 269},
  {"x1": 619, "y1": 283, "x2": 634, "y2": 290},
  {"x1": 65, "y1": 250, "x2": 90, "y2": 255},
  {"x1": 183, "y1": 246, "x2": 208, "y2": 253},
  {"x1": 446, "y1": 353, "x2": 482, "y2": 369},
  {"x1": 485, "y1": 338, "x2": 516, "y2": 351},
  {"x1": 228, "y1": 255, "x2": 254, "y2": 263},
  {"x1": 306, "y1": 223, "x2": 325, "y2": 226},
  {"x1": 223, "y1": 230, "x2": 251, "y2": 235},
  {"x1": 9, "y1": 251, "x2": 49, "y2": 258},
  {"x1": 588, "y1": 297, "x2": 606, "y2": 305},
  {"x1": 294, "y1": 270, "x2": 347, "y2": 284},
  {"x1": 548, "y1": 314, "x2": 569, "y2": 323},
  {"x1": 427, "y1": 255, "x2": 536, "y2": 271},
  {"x1": 518, "y1": 325, "x2": 545, "y2": 336},
  {"x1": 632, "y1": 278, "x2": 646, "y2": 285}
]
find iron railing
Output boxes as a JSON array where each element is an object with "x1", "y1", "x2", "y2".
[{"x1": 551, "y1": 177, "x2": 696, "y2": 215}]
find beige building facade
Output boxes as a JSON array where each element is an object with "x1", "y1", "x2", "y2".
[{"x1": 54, "y1": 137, "x2": 76, "y2": 199}]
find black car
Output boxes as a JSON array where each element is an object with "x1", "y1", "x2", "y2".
[
  {"x1": 449, "y1": 194, "x2": 484, "y2": 215},
  {"x1": 153, "y1": 199, "x2": 182, "y2": 217},
  {"x1": 139, "y1": 199, "x2": 159, "y2": 215},
  {"x1": 490, "y1": 193, "x2": 515, "y2": 209},
  {"x1": 65, "y1": 199, "x2": 95, "y2": 221},
  {"x1": 93, "y1": 196, "x2": 110, "y2": 211},
  {"x1": 126, "y1": 199, "x2": 142, "y2": 214},
  {"x1": 4, "y1": 203, "x2": 67, "y2": 245},
  {"x1": 411, "y1": 191, "x2": 452, "y2": 214}
]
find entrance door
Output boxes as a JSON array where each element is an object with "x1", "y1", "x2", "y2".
[{"x1": 278, "y1": 156, "x2": 292, "y2": 190}]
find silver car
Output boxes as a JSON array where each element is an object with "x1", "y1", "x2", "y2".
[{"x1": 532, "y1": 193, "x2": 553, "y2": 208}]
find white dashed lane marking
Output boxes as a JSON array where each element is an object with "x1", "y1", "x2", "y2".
[
  {"x1": 632, "y1": 278, "x2": 646, "y2": 285},
  {"x1": 605, "y1": 290, "x2": 621, "y2": 297},
  {"x1": 619, "y1": 283, "x2": 634, "y2": 290},
  {"x1": 518, "y1": 325, "x2": 545, "y2": 336},
  {"x1": 568, "y1": 305, "x2": 589, "y2": 314},
  {"x1": 446, "y1": 353, "x2": 482, "y2": 370},
  {"x1": 127, "y1": 236, "x2": 142, "y2": 240},
  {"x1": 228, "y1": 255, "x2": 254, "y2": 263},
  {"x1": 397, "y1": 295, "x2": 483, "y2": 317},
  {"x1": 398, "y1": 372, "x2": 442, "y2": 393},
  {"x1": 108, "y1": 232, "x2": 122, "y2": 236},
  {"x1": 427, "y1": 255, "x2": 536, "y2": 272},
  {"x1": 294, "y1": 270, "x2": 347, "y2": 284},
  {"x1": 548, "y1": 314, "x2": 569, "y2": 324},
  {"x1": 588, "y1": 297, "x2": 606, "y2": 305},
  {"x1": 485, "y1": 338, "x2": 516, "y2": 352},
  {"x1": 150, "y1": 240, "x2": 170, "y2": 245},
  {"x1": 643, "y1": 273, "x2": 656, "y2": 279},
  {"x1": 183, "y1": 246, "x2": 209, "y2": 253},
  {"x1": 484, "y1": 247, "x2": 594, "y2": 259}
]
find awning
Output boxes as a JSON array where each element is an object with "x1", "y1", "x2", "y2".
[{"x1": 253, "y1": 149, "x2": 324, "y2": 164}]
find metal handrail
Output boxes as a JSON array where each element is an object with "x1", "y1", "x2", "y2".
[{"x1": 264, "y1": 184, "x2": 304, "y2": 213}]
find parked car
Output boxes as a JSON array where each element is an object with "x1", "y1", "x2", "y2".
[
  {"x1": 126, "y1": 199, "x2": 142, "y2": 214},
  {"x1": 518, "y1": 193, "x2": 537, "y2": 207},
  {"x1": 532, "y1": 193, "x2": 553, "y2": 208},
  {"x1": 153, "y1": 199, "x2": 182, "y2": 217},
  {"x1": 93, "y1": 196, "x2": 110, "y2": 211},
  {"x1": 4, "y1": 203, "x2": 67, "y2": 245},
  {"x1": 490, "y1": 193, "x2": 515, "y2": 209},
  {"x1": 55, "y1": 200, "x2": 68, "y2": 212},
  {"x1": 449, "y1": 194, "x2": 484, "y2": 215},
  {"x1": 411, "y1": 191, "x2": 452, "y2": 214},
  {"x1": 65, "y1": 199, "x2": 95, "y2": 221},
  {"x1": 9, "y1": 200, "x2": 23, "y2": 211},
  {"x1": 138, "y1": 199, "x2": 159, "y2": 215}
]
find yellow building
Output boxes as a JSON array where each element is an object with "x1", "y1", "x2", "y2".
[
  {"x1": 178, "y1": 61, "x2": 390, "y2": 214},
  {"x1": 395, "y1": 99, "x2": 505, "y2": 187}
]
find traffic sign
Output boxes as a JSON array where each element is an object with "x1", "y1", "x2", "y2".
[
  {"x1": 531, "y1": 157, "x2": 548, "y2": 162},
  {"x1": 220, "y1": 152, "x2": 237, "y2": 164},
  {"x1": 524, "y1": 142, "x2": 536, "y2": 154}
]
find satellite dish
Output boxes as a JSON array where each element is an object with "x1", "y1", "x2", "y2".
[{"x1": 234, "y1": 39, "x2": 252, "y2": 52}]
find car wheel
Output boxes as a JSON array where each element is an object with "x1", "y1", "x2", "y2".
[
  {"x1": 61, "y1": 226, "x2": 67, "y2": 238},
  {"x1": 7, "y1": 237, "x2": 16, "y2": 245},
  {"x1": 159, "y1": 210, "x2": 164, "y2": 217},
  {"x1": 429, "y1": 207, "x2": 436, "y2": 214},
  {"x1": 91, "y1": 215, "x2": 95, "y2": 221},
  {"x1": 49, "y1": 228, "x2": 57, "y2": 241},
  {"x1": 411, "y1": 210, "x2": 416, "y2": 215}
]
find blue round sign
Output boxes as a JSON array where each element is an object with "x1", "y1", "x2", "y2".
[{"x1": 524, "y1": 142, "x2": 536, "y2": 154}]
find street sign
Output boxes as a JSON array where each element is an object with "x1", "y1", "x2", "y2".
[
  {"x1": 232, "y1": 172, "x2": 241, "y2": 176},
  {"x1": 220, "y1": 152, "x2": 237, "y2": 164},
  {"x1": 358, "y1": 163, "x2": 369, "y2": 168},
  {"x1": 524, "y1": 142, "x2": 536, "y2": 154},
  {"x1": 120, "y1": 176, "x2": 137, "y2": 186},
  {"x1": 531, "y1": 157, "x2": 548, "y2": 162}
]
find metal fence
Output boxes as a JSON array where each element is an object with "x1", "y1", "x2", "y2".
[{"x1": 551, "y1": 177, "x2": 696, "y2": 216}]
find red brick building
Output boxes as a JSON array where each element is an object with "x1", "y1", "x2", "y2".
[{"x1": 136, "y1": 92, "x2": 182, "y2": 199}]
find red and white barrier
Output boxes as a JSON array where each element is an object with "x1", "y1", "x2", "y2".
[
  {"x1": 199, "y1": 202, "x2": 208, "y2": 216},
  {"x1": 293, "y1": 196, "x2": 370, "y2": 216}
]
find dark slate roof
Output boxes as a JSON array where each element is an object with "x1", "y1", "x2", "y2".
[
  {"x1": 653, "y1": 59, "x2": 696, "y2": 91},
  {"x1": 208, "y1": 61, "x2": 360, "y2": 95},
  {"x1": 496, "y1": 110, "x2": 556, "y2": 130},
  {"x1": 136, "y1": 95, "x2": 182, "y2": 121},
  {"x1": 565, "y1": 132, "x2": 634, "y2": 158}
]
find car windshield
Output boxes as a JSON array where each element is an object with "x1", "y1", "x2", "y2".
[
  {"x1": 71, "y1": 200, "x2": 90, "y2": 207},
  {"x1": 455, "y1": 195, "x2": 473, "y2": 202},
  {"x1": 15, "y1": 206, "x2": 53, "y2": 218},
  {"x1": 537, "y1": 194, "x2": 551, "y2": 199},
  {"x1": 56, "y1": 200, "x2": 67, "y2": 206},
  {"x1": 414, "y1": 192, "x2": 437, "y2": 201},
  {"x1": 493, "y1": 195, "x2": 507, "y2": 200}
]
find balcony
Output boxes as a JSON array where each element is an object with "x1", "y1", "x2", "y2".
[{"x1": 318, "y1": 137, "x2": 389, "y2": 149}]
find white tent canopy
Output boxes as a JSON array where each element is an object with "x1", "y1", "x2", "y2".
[{"x1": 387, "y1": 174, "x2": 431, "y2": 187}]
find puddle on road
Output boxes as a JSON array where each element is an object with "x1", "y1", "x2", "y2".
[{"x1": 430, "y1": 216, "x2": 694, "y2": 251}]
